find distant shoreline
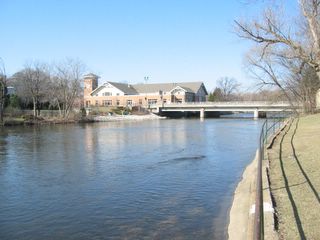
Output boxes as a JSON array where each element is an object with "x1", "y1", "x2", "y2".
[
  {"x1": 1, "y1": 113, "x2": 165, "y2": 127},
  {"x1": 93, "y1": 113, "x2": 166, "y2": 122}
]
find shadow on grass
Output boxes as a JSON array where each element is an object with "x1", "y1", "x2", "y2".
[
  {"x1": 269, "y1": 180, "x2": 307, "y2": 192},
  {"x1": 278, "y1": 119, "x2": 306, "y2": 240},
  {"x1": 290, "y1": 118, "x2": 320, "y2": 204}
]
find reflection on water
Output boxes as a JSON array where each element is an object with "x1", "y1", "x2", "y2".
[{"x1": 0, "y1": 119, "x2": 262, "y2": 239}]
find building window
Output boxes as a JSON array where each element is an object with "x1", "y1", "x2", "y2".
[
  {"x1": 139, "y1": 99, "x2": 142, "y2": 105},
  {"x1": 95, "y1": 100, "x2": 99, "y2": 106},
  {"x1": 103, "y1": 100, "x2": 112, "y2": 106},
  {"x1": 116, "y1": 100, "x2": 120, "y2": 106},
  {"x1": 148, "y1": 99, "x2": 157, "y2": 105},
  {"x1": 163, "y1": 99, "x2": 167, "y2": 103},
  {"x1": 116, "y1": 93, "x2": 120, "y2": 96},
  {"x1": 127, "y1": 100, "x2": 132, "y2": 106},
  {"x1": 86, "y1": 101, "x2": 91, "y2": 107},
  {"x1": 103, "y1": 92, "x2": 112, "y2": 96}
]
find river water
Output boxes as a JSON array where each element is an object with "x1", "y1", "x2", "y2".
[{"x1": 0, "y1": 118, "x2": 261, "y2": 240}]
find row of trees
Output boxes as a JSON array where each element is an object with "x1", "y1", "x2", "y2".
[
  {"x1": 7, "y1": 58, "x2": 86, "y2": 119},
  {"x1": 235, "y1": 0, "x2": 320, "y2": 113},
  {"x1": 208, "y1": 77, "x2": 241, "y2": 101},
  {"x1": 207, "y1": 76, "x2": 289, "y2": 102}
]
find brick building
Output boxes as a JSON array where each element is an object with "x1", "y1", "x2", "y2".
[{"x1": 83, "y1": 73, "x2": 208, "y2": 108}]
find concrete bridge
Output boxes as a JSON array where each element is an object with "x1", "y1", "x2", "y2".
[{"x1": 152, "y1": 101, "x2": 295, "y2": 118}]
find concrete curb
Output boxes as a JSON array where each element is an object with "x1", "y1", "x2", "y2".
[
  {"x1": 228, "y1": 150, "x2": 279, "y2": 240},
  {"x1": 228, "y1": 151, "x2": 258, "y2": 240},
  {"x1": 228, "y1": 119, "x2": 294, "y2": 239}
]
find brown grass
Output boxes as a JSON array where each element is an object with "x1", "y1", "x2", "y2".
[{"x1": 268, "y1": 113, "x2": 320, "y2": 240}]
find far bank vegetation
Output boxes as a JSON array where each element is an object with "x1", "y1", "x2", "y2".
[
  {"x1": 0, "y1": 58, "x2": 141, "y2": 125},
  {"x1": 0, "y1": 58, "x2": 88, "y2": 125},
  {"x1": 207, "y1": 76, "x2": 290, "y2": 103}
]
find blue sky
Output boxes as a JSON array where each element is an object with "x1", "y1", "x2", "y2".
[{"x1": 1, "y1": 0, "x2": 297, "y2": 91}]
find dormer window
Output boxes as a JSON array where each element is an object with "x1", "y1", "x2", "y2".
[{"x1": 103, "y1": 92, "x2": 112, "y2": 96}]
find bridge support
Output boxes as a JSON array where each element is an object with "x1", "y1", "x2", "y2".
[
  {"x1": 258, "y1": 111, "x2": 266, "y2": 118},
  {"x1": 200, "y1": 108, "x2": 205, "y2": 119},
  {"x1": 253, "y1": 110, "x2": 266, "y2": 119}
]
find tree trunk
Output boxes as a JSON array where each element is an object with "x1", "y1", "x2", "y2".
[
  {"x1": 316, "y1": 71, "x2": 320, "y2": 84},
  {"x1": 0, "y1": 102, "x2": 4, "y2": 124},
  {"x1": 33, "y1": 98, "x2": 36, "y2": 117},
  {"x1": 36, "y1": 100, "x2": 41, "y2": 117},
  {"x1": 57, "y1": 100, "x2": 62, "y2": 118},
  {"x1": 0, "y1": 97, "x2": 4, "y2": 124},
  {"x1": 0, "y1": 82, "x2": 5, "y2": 124}
]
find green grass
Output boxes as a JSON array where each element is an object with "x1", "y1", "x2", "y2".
[{"x1": 268, "y1": 114, "x2": 320, "y2": 239}]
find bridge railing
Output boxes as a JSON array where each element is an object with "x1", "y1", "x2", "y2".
[
  {"x1": 161, "y1": 101, "x2": 293, "y2": 106},
  {"x1": 254, "y1": 110, "x2": 295, "y2": 240}
]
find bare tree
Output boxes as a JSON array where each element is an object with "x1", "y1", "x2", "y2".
[
  {"x1": 235, "y1": 2, "x2": 320, "y2": 77},
  {"x1": 235, "y1": 0, "x2": 320, "y2": 111},
  {"x1": 0, "y1": 58, "x2": 7, "y2": 124},
  {"x1": 246, "y1": 48, "x2": 295, "y2": 99},
  {"x1": 237, "y1": 89, "x2": 288, "y2": 101},
  {"x1": 46, "y1": 75, "x2": 63, "y2": 113},
  {"x1": 52, "y1": 58, "x2": 86, "y2": 119},
  {"x1": 216, "y1": 77, "x2": 240, "y2": 101},
  {"x1": 12, "y1": 62, "x2": 50, "y2": 117},
  {"x1": 287, "y1": 64, "x2": 320, "y2": 112}
]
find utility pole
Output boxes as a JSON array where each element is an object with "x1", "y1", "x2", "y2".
[{"x1": 144, "y1": 76, "x2": 150, "y2": 108}]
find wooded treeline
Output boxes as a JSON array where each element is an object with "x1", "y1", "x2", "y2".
[
  {"x1": 207, "y1": 76, "x2": 290, "y2": 102},
  {"x1": 0, "y1": 58, "x2": 86, "y2": 121}
]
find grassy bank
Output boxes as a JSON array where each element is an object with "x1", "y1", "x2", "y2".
[{"x1": 268, "y1": 113, "x2": 320, "y2": 239}]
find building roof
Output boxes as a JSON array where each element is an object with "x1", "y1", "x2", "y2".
[
  {"x1": 170, "y1": 85, "x2": 194, "y2": 93},
  {"x1": 89, "y1": 80, "x2": 208, "y2": 96},
  {"x1": 84, "y1": 73, "x2": 99, "y2": 79},
  {"x1": 108, "y1": 82, "x2": 139, "y2": 95},
  {"x1": 132, "y1": 82, "x2": 207, "y2": 94}
]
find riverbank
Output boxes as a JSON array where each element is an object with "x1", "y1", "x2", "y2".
[
  {"x1": 268, "y1": 113, "x2": 320, "y2": 239},
  {"x1": 228, "y1": 119, "x2": 293, "y2": 240},
  {"x1": 93, "y1": 113, "x2": 165, "y2": 122},
  {"x1": 1, "y1": 116, "x2": 93, "y2": 126},
  {"x1": 228, "y1": 113, "x2": 320, "y2": 240},
  {"x1": 1, "y1": 113, "x2": 165, "y2": 126},
  {"x1": 227, "y1": 151, "x2": 257, "y2": 240}
]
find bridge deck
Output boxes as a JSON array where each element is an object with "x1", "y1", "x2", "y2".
[{"x1": 150, "y1": 101, "x2": 296, "y2": 117}]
